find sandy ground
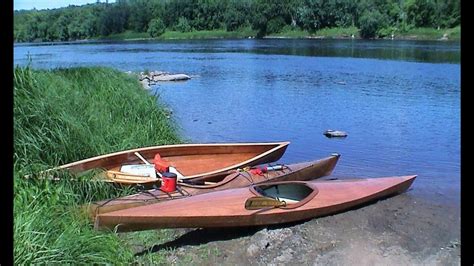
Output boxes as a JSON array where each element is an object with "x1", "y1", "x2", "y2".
[{"x1": 130, "y1": 185, "x2": 460, "y2": 265}]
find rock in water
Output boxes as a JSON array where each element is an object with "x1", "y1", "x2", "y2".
[{"x1": 324, "y1": 129, "x2": 348, "y2": 138}]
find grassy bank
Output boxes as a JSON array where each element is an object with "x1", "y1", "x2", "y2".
[
  {"x1": 268, "y1": 26, "x2": 359, "y2": 39},
  {"x1": 98, "y1": 26, "x2": 459, "y2": 42},
  {"x1": 160, "y1": 28, "x2": 257, "y2": 39},
  {"x1": 101, "y1": 28, "x2": 257, "y2": 41},
  {"x1": 395, "y1": 26, "x2": 460, "y2": 40},
  {"x1": 268, "y1": 26, "x2": 460, "y2": 41},
  {"x1": 97, "y1": 30, "x2": 150, "y2": 40},
  {"x1": 98, "y1": 26, "x2": 461, "y2": 41},
  {"x1": 14, "y1": 66, "x2": 181, "y2": 264}
]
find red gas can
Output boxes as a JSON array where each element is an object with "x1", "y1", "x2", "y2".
[{"x1": 160, "y1": 172, "x2": 177, "y2": 192}]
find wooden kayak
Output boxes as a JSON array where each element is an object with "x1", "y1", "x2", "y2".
[
  {"x1": 43, "y1": 142, "x2": 290, "y2": 184},
  {"x1": 95, "y1": 175, "x2": 416, "y2": 232},
  {"x1": 86, "y1": 153, "x2": 341, "y2": 218}
]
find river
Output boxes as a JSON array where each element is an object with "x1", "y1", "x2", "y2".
[{"x1": 14, "y1": 38, "x2": 460, "y2": 205}]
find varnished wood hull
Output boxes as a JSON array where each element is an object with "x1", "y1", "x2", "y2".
[
  {"x1": 86, "y1": 154, "x2": 341, "y2": 218},
  {"x1": 95, "y1": 175, "x2": 416, "y2": 232},
  {"x1": 47, "y1": 142, "x2": 290, "y2": 183}
]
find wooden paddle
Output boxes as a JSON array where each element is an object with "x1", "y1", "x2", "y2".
[
  {"x1": 134, "y1": 152, "x2": 151, "y2": 165},
  {"x1": 244, "y1": 196, "x2": 286, "y2": 210}
]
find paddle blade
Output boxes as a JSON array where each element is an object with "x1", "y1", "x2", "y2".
[{"x1": 245, "y1": 196, "x2": 286, "y2": 210}]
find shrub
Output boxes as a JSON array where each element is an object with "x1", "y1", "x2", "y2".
[
  {"x1": 147, "y1": 18, "x2": 165, "y2": 37},
  {"x1": 267, "y1": 17, "x2": 286, "y2": 34},
  {"x1": 175, "y1": 17, "x2": 192, "y2": 32},
  {"x1": 359, "y1": 10, "x2": 386, "y2": 39}
]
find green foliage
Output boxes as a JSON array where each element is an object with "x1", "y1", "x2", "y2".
[
  {"x1": 405, "y1": 0, "x2": 436, "y2": 27},
  {"x1": 224, "y1": 0, "x2": 252, "y2": 31},
  {"x1": 97, "y1": 30, "x2": 149, "y2": 40},
  {"x1": 98, "y1": 5, "x2": 129, "y2": 35},
  {"x1": 175, "y1": 16, "x2": 193, "y2": 32},
  {"x1": 161, "y1": 28, "x2": 257, "y2": 39},
  {"x1": 434, "y1": 0, "x2": 460, "y2": 28},
  {"x1": 14, "y1": 66, "x2": 181, "y2": 264},
  {"x1": 396, "y1": 26, "x2": 459, "y2": 40},
  {"x1": 267, "y1": 17, "x2": 286, "y2": 34},
  {"x1": 147, "y1": 18, "x2": 166, "y2": 37},
  {"x1": 251, "y1": 0, "x2": 293, "y2": 37},
  {"x1": 377, "y1": 26, "x2": 397, "y2": 38},
  {"x1": 13, "y1": 0, "x2": 461, "y2": 41},
  {"x1": 359, "y1": 10, "x2": 386, "y2": 38},
  {"x1": 314, "y1": 26, "x2": 359, "y2": 38}
]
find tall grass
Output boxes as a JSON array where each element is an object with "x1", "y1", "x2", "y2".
[
  {"x1": 313, "y1": 26, "x2": 359, "y2": 38},
  {"x1": 99, "y1": 28, "x2": 257, "y2": 41},
  {"x1": 14, "y1": 66, "x2": 181, "y2": 264},
  {"x1": 99, "y1": 30, "x2": 150, "y2": 40},
  {"x1": 397, "y1": 26, "x2": 460, "y2": 40}
]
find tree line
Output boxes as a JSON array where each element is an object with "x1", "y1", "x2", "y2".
[{"x1": 14, "y1": 0, "x2": 460, "y2": 42}]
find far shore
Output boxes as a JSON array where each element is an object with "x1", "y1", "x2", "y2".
[{"x1": 14, "y1": 27, "x2": 460, "y2": 45}]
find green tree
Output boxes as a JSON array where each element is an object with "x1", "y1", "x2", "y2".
[
  {"x1": 359, "y1": 10, "x2": 386, "y2": 38},
  {"x1": 128, "y1": 0, "x2": 153, "y2": 32},
  {"x1": 175, "y1": 16, "x2": 192, "y2": 32},
  {"x1": 163, "y1": 0, "x2": 195, "y2": 30},
  {"x1": 12, "y1": 0, "x2": 461, "y2": 42},
  {"x1": 251, "y1": 0, "x2": 292, "y2": 37},
  {"x1": 147, "y1": 18, "x2": 165, "y2": 37},
  {"x1": 224, "y1": 0, "x2": 253, "y2": 31},
  {"x1": 98, "y1": 5, "x2": 129, "y2": 35},
  {"x1": 53, "y1": 14, "x2": 71, "y2": 41},
  {"x1": 267, "y1": 17, "x2": 286, "y2": 34},
  {"x1": 434, "y1": 0, "x2": 460, "y2": 28},
  {"x1": 405, "y1": 0, "x2": 436, "y2": 27}
]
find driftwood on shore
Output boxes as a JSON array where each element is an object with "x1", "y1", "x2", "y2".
[{"x1": 126, "y1": 70, "x2": 191, "y2": 89}]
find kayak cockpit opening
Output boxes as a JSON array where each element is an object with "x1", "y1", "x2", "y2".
[
  {"x1": 246, "y1": 182, "x2": 318, "y2": 210},
  {"x1": 256, "y1": 183, "x2": 313, "y2": 203}
]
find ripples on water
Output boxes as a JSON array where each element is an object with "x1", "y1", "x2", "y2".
[{"x1": 14, "y1": 39, "x2": 460, "y2": 204}]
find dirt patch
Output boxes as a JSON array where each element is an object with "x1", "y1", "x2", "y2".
[{"x1": 134, "y1": 192, "x2": 460, "y2": 265}]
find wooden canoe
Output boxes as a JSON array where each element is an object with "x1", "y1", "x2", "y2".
[
  {"x1": 43, "y1": 142, "x2": 290, "y2": 184},
  {"x1": 85, "y1": 153, "x2": 341, "y2": 218},
  {"x1": 95, "y1": 175, "x2": 416, "y2": 232}
]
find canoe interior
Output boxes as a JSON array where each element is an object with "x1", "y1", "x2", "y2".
[
  {"x1": 63, "y1": 143, "x2": 287, "y2": 177},
  {"x1": 256, "y1": 183, "x2": 314, "y2": 203}
]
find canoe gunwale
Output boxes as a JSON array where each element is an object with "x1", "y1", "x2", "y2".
[
  {"x1": 179, "y1": 142, "x2": 290, "y2": 180},
  {"x1": 58, "y1": 141, "x2": 290, "y2": 170}
]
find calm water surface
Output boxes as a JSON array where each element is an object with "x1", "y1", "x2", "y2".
[{"x1": 14, "y1": 39, "x2": 460, "y2": 205}]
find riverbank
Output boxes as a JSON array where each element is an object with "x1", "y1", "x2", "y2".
[
  {"x1": 23, "y1": 26, "x2": 459, "y2": 44},
  {"x1": 101, "y1": 26, "x2": 460, "y2": 42},
  {"x1": 14, "y1": 66, "x2": 180, "y2": 264}
]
